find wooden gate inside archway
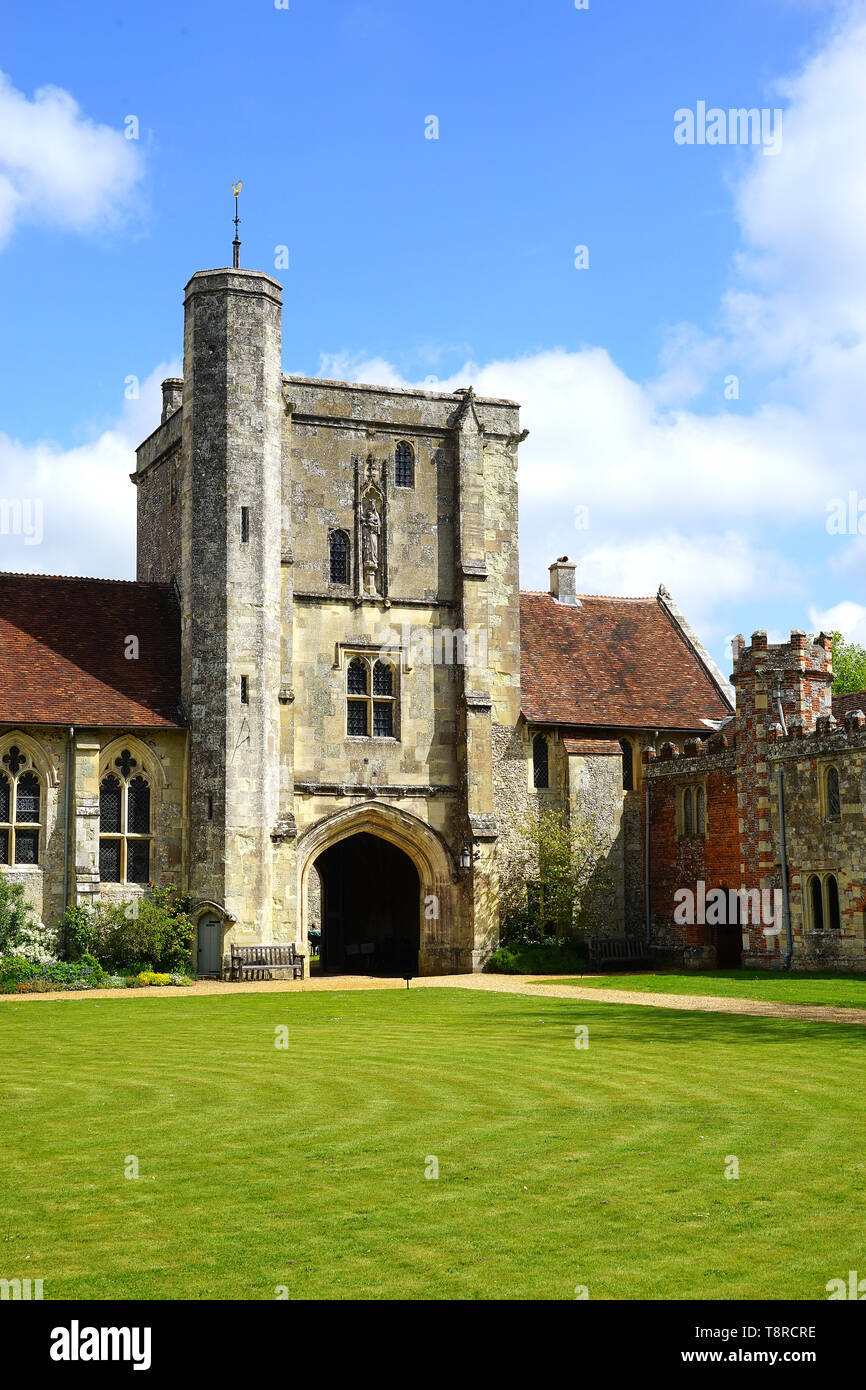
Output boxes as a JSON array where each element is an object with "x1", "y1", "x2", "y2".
[{"x1": 314, "y1": 831, "x2": 420, "y2": 975}]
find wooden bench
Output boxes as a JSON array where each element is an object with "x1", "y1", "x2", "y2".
[
  {"x1": 230, "y1": 943, "x2": 305, "y2": 982},
  {"x1": 589, "y1": 937, "x2": 652, "y2": 970}
]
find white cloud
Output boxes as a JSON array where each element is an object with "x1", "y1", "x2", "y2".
[
  {"x1": 5, "y1": 6, "x2": 866, "y2": 671},
  {"x1": 808, "y1": 600, "x2": 866, "y2": 643},
  {"x1": 316, "y1": 7, "x2": 866, "y2": 653},
  {"x1": 0, "y1": 366, "x2": 177, "y2": 578},
  {"x1": 0, "y1": 71, "x2": 144, "y2": 248}
]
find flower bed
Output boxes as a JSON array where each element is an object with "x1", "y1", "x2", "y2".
[{"x1": 0, "y1": 958, "x2": 195, "y2": 995}]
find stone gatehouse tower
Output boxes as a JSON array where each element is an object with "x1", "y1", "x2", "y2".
[
  {"x1": 1, "y1": 257, "x2": 735, "y2": 977},
  {"x1": 134, "y1": 265, "x2": 524, "y2": 974}
]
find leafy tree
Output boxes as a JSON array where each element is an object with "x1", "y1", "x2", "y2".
[
  {"x1": 830, "y1": 631, "x2": 866, "y2": 696},
  {"x1": 498, "y1": 806, "x2": 616, "y2": 943}
]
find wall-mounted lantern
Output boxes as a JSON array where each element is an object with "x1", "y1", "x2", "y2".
[{"x1": 460, "y1": 840, "x2": 481, "y2": 871}]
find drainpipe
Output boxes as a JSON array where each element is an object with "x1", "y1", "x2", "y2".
[
  {"x1": 773, "y1": 683, "x2": 793, "y2": 971},
  {"x1": 61, "y1": 726, "x2": 74, "y2": 956},
  {"x1": 644, "y1": 731, "x2": 657, "y2": 948},
  {"x1": 644, "y1": 778, "x2": 651, "y2": 947},
  {"x1": 776, "y1": 767, "x2": 794, "y2": 971}
]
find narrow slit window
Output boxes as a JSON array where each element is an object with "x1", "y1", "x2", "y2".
[
  {"x1": 532, "y1": 734, "x2": 549, "y2": 789},
  {"x1": 329, "y1": 530, "x2": 350, "y2": 585},
  {"x1": 241, "y1": 507, "x2": 250, "y2": 543},
  {"x1": 809, "y1": 875, "x2": 824, "y2": 931},
  {"x1": 683, "y1": 788, "x2": 693, "y2": 835},
  {"x1": 240, "y1": 676, "x2": 249, "y2": 705},
  {"x1": 826, "y1": 767, "x2": 840, "y2": 820},
  {"x1": 696, "y1": 786, "x2": 706, "y2": 835},
  {"x1": 826, "y1": 875, "x2": 841, "y2": 931},
  {"x1": 395, "y1": 442, "x2": 415, "y2": 488},
  {"x1": 620, "y1": 739, "x2": 633, "y2": 792}
]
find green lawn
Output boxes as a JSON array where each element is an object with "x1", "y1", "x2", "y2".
[
  {"x1": 0, "y1": 988, "x2": 863, "y2": 1300},
  {"x1": 536, "y1": 969, "x2": 866, "y2": 1009}
]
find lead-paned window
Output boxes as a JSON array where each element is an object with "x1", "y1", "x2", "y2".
[
  {"x1": 395, "y1": 442, "x2": 415, "y2": 489},
  {"x1": 532, "y1": 734, "x2": 549, "y2": 789},
  {"x1": 329, "y1": 530, "x2": 350, "y2": 585},
  {"x1": 345, "y1": 654, "x2": 397, "y2": 738},
  {"x1": 99, "y1": 752, "x2": 152, "y2": 885},
  {"x1": 0, "y1": 749, "x2": 44, "y2": 866},
  {"x1": 620, "y1": 739, "x2": 634, "y2": 792}
]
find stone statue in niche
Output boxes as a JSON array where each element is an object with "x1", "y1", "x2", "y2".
[{"x1": 361, "y1": 497, "x2": 381, "y2": 594}]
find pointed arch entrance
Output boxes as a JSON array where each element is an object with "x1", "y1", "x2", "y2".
[
  {"x1": 297, "y1": 802, "x2": 463, "y2": 976},
  {"x1": 315, "y1": 832, "x2": 420, "y2": 974}
]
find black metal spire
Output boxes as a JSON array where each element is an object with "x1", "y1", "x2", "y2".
[{"x1": 231, "y1": 180, "x2": 242, "y2": 268}]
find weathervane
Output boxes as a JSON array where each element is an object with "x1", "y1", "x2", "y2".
[{"x1": 231, "y1": 180, "x2": 243, "y2": 268}]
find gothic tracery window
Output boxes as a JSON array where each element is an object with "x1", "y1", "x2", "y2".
[
  {"x1": 680, "y1": 784, "x2": 706, "y2": 838},
  {"x1": 99, "y1": 751, "x2": 152, "y2": 884},
  {"x1": 0, "y1": 747, "x2": 43, "y2": 866},
  {"x1": 345, "y1": 655, "x2": 397, "y2": 738},
  {"x1": 395, "y1": 441, "x2": 415, "y2": 489}
]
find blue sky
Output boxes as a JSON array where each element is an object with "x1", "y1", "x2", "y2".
[{"x1": 1, "y1": 0, "x2": 865, "y2": 675}]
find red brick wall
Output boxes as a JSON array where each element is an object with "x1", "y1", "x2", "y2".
[{"x1": 647, "y1": 765, "x2": 740, "y2": 957}]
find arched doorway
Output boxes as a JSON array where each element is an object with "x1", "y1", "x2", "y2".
[{"x1": 314, "y1": 832, "x2": 420, "y2": 975}]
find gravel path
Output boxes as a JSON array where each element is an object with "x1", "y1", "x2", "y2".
[{"x1": 2, "y1": 970, "x2": 865, "y2": 1025}]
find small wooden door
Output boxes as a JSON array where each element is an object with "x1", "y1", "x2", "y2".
[{"x1": 197, "y1": 916, "x2": 222, "y2": 976}]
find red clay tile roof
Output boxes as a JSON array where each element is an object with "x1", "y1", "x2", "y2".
[
  {"x1": 832, "y1": 690, "x2": 866, "y2": 719},
  {"x1": 562, "y1": 738, "x2": 622, "y2": 756},
  {"x1": 0, "y1": 574, "x2": 183, "y2": 728},
  {"x1": 520, "y1": 592, "x2": 732, "y2": 731}
]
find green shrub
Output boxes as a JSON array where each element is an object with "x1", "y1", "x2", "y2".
[
  {"x1": 0, "y1": 957, "x2": 106, "y2": 993},
  {"x1": 87, "y1": 884, "x2": 196, "y2": 973},
  {"x1": 0, "y1": 876, "x2": 38, "y2": 960},
  {"x1": 62, "y1": 904, "x2": 96, "y2": 960},
  {"x1": 485, "y1": 940, "x2": 589, "y2": 975}
]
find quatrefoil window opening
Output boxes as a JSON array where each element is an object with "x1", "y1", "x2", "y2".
[
  {"x1": 2, "y1": 745, "x2": 26, "y2": 776},
  {"x1": 115, "y1": 750, "x2": 138, "y2": 779}
]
